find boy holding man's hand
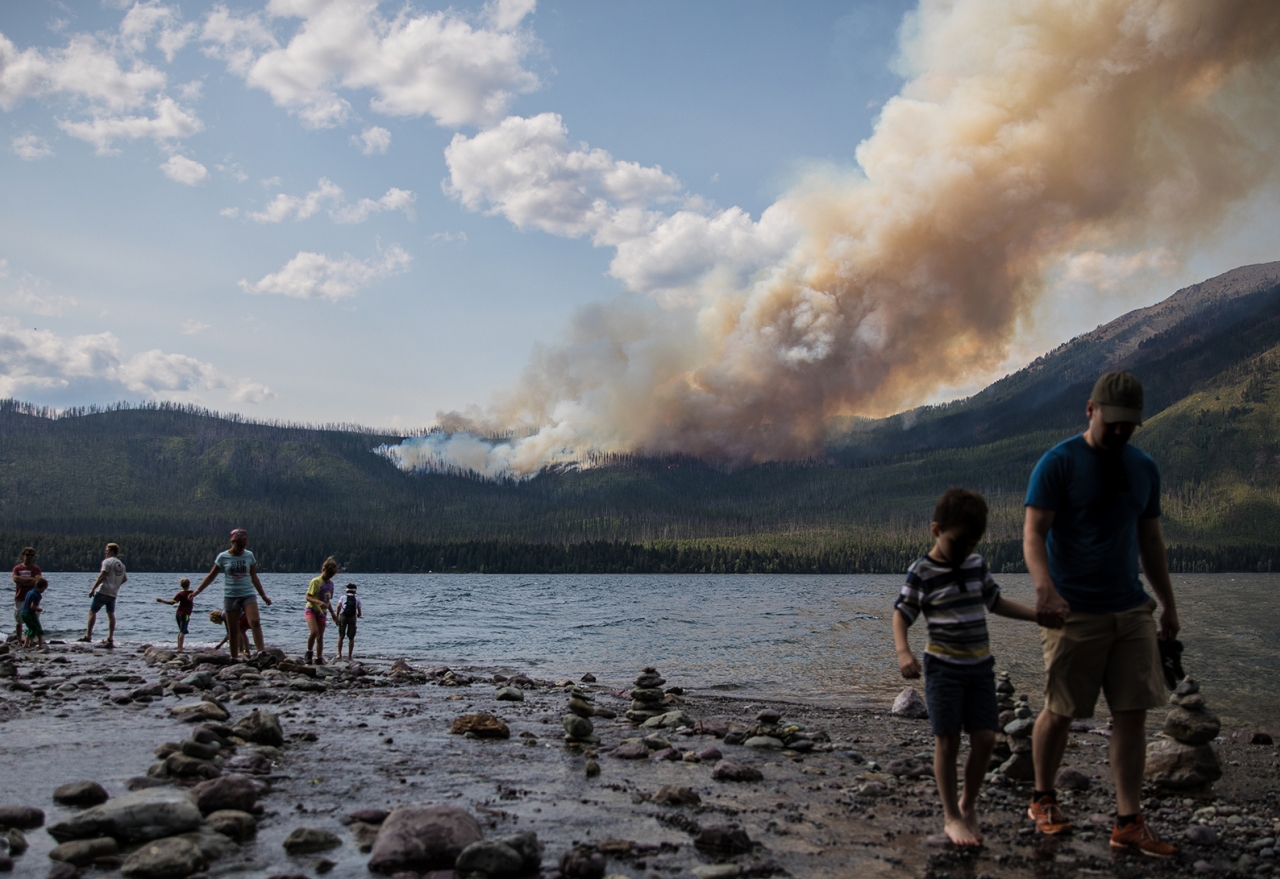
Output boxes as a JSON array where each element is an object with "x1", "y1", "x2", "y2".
[{"x1": 892, "y1": 488, "x2": 1036, "y2": 847}]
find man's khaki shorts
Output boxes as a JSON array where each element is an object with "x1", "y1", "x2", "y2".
[{"x1": 1041, "y1": 599, "x2": 1165, "y2": 718}]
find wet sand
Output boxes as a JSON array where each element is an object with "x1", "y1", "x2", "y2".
[{"x1": 1, "y1": 640, "x2": 1277, "y2": 879}]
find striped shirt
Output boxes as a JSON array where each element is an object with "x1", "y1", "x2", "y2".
[{"x1": 894, "y1": 553, "x2": 1001, "y2": 665}]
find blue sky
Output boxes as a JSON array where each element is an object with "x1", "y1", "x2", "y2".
[{"x1": 1, "y1": 1, "x2": 1277, "y2": 462}]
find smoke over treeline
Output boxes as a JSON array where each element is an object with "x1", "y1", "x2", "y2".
[{"x1": 386, "y1": 0, "x2": 1280, "y2": 478}]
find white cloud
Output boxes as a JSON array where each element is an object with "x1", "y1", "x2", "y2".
[
  {"x1": 180, "y1": 319, "x2": 211, "y2": 335},
  {"x1": 331, "y1": 188, "x2": 416, "y2": 224},
  {"x1": 1, "y1": 273, "x2": 78, "y2": 317},
  {"x1": 444, "y1": 113, "x2": 681, "y2": 244},
  {"x1": 11, "y1": 133, "x2": 53, "y2": 160},
  {"x1": 1059, "y1": 248, "x2": 1178, "y2": 293},
  {"x1": 58, "y1": 94, "x2": 203, "y2": 154},
  {"x1": 242, "y1": 178, "x2": 415, "y2": 224},
  {"x1": 0, "y1": 317, "x2": 272, "y2": 403},
  {"x1": 119, "y1": 1, "x2": 195, "y2": 61},
  {"x1": 160, "y1": 154, "x2": 210, "y2": 185},
  {"x1": 219, "y1": 207, "x2": 240, "y2": 218},
  {"x1": 261, "y1": 175, "x2": 283, "y2": 188},
  {"x1": 443, "y1": 112, "x2": 798, "y2": 302},
  {"x1": 215, "y1": 161, "x2": 248, "y2": 182},
  {"x1": 429, "y1": 230, "x2": 467, "y2": 244},
  {"x1": 486, "y1": 0, "x2": 538, "y2": 32},
  {"x1": 200, "y1": 0, "x2": 538, "y2": 129},
  {"x1": 353, "y1": 125, "x2": 391, "y2": 155},
  {"x1": 0, "y1": 33, "x2": 166, "y2": 112},
  {"x1": 239, "y1": 245, "x2": 412, "y2": 302}
]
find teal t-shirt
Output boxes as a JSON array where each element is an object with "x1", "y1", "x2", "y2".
[
  {"x1": 214, "y1": 549, "x2": 257, "y2": 598},
  {"x1": 1024, "y1": 435, "x2": 1160, "y2": 613}
]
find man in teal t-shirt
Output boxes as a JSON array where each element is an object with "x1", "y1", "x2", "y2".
[{"x1": 1022, "y1": 372, "x2": 1180, "y2": 858}]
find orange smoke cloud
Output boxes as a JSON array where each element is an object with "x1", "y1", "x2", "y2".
[{"x1": 388, "y1": 0, "x2": 1280, "y2": 477}]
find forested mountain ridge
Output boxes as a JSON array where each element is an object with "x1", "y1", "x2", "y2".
[{"x1": 2, "y1": 262, "x2": 1278, "y2": 573}]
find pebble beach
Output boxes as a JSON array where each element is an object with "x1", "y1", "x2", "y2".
[{"x1": 1, "y1": 638, "x2": 1278, "y2": 879}]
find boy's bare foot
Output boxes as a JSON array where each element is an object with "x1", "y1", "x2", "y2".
[
  {"x1": 944, "y1": 816, "x2": 982, "y2": 847},
  {"x1": 75, "y1": 635, "x2": 91, "y2": 642},
  {"x1": 963, "y1": 809, "x2": 984, "y2": 844}
]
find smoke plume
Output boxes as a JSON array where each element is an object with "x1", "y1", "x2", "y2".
[{"x1": 386, "y1": 0, "x2": 1280, "y2": 478}]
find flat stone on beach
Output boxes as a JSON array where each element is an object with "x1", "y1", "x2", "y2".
[
  {"x1": 610, "y1": 741, "x2": 649, "y2": 760},
  {"x1": 451, "y1": 713, "x2": 511, "y2": 739},
  {"x1": 283, "y1": 827, "x2": 341, "y2": 854},
  {"x1": 120, "y1": 836, "x2": 204, "y2": 879},
  {"x1": 0, "y1": 806, "x2": 44, "y2": 829},
  {"x1": 367, "y1": 805, "x2": 483, "y2": 874},
  {"x1": 48, "y1": 788, "x2": 202, "y2": 844},
  {"x1": 53, "y1": 782, "x2": 109, "y2": 807},
  {"x1": 891, "y1": 688, "x2": 928, "y2": 719},
  {"x1": 711, "y1": 760, "x2": 763, "y2": 782}
]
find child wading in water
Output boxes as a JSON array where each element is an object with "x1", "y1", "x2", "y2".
[
  {"x1": 892, "y1": 488, "x2": 1037, "y2": 847},
  {"x1": 156, "y1": 579, "x2": 196, "y2": 651},
  {"x1": 21, "y1": 577, "x2": 48, "y2": 649},
  {"x1": 334, "y1": 583, "x2": 361, "y2": 660},
  {"x1": 209, "y1": 610, "x2": 252, "y2": 656},
  {"x1": 304, "y1": 557, "x2": 339, "y2": 665}
]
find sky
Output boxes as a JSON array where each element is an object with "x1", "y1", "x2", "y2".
[{"x1": 1, "y1": 1, "x2": 1278, "y2": 461}]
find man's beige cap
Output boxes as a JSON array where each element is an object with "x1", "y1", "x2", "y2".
[{"x1": 1091, "y1": 371, "x2": 1144, "y2": 425}]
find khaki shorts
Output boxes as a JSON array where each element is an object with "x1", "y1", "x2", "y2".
[{"x1": 1041, "y1": 598, "x2": 1165, "y2": 718}]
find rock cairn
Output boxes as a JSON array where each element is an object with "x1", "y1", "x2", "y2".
[
  {"x1": 625, "y1": 667, "x2": 670, "y2": 725},
  {"x1": 731, "y1": 708, "x2": 818, "y2": 753},
  {"x1": 1146, "y1": 677, "x2": 1223, "y2": 790},
  {"x1": 563, "y1": 685, "x2": 599, "y2": 745},
  {"x1": 997, "y1": 674, "x2": 1035, "y2": 781}
]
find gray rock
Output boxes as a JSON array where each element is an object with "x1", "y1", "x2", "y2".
[
  {"x1": 1164, "y1": 707, "x2": 1221, "y2": 744},
  {"x1": 154, "y1": 743, "x2": 180, "y2": 760},
  {"x1": 649, "y1": 747, "x2": 681, "y2": 762},
  {"x1": 182, "y1": 672, "x2": 213, "y2": 690},
  {"x1": 367, "y1": 805, "x2": 484, "y2": 874},
  {"x1": 743, "y1": 735, "x2": 784, "y2": 750},
  {"x1": 349, "y1": 821, "x2": 381, "y2": 853},
  {"x1": 205, "y1": 809, "x2": 257, "y2": 842},
  {"x1": 0, "y1": 806, "x2": 43, "y2": 829},
  {"x1": 1186, "y1": 825, "x2": 1219, "y2": 846},
  {"x1": 0, "y1": 854, "x2": 10, "y2": 874},
  {"x1": 494, "y1": 686, "x2": 524, "y2": 702},
  {"x1": 164, "y1": 754, "x2": 218, "y2": 779},
  {"x1": 1056, "y1": 767, "x2": 1092, "y2": 791},
  {"x1": 1175, "y1": 677, "x2": 1200, "y2": 696},
  {"x1": 610, "y1": 741, "x2": 649, "y2": 760},
  {"x1": 693, "y1": 825, "x2": 752, "y2": 854},
  {"x1": 891, "y1": 688, "x2": 928, "y2": 719},
  {"x1": 1145, "y1": 739, "x2": 1223, "y2": 788},
  {"x1": 52, "y1": 782, "x2": 109, "y2": 808},
  {"x1": 344, "y1": 809, "x2": 389, "y2": 825},
  {"x1": 191, "y1": 775, "x2": 260, "y2": 815},
  {"x1": 180, "y1": 739, "x2": 220, "y2": 760},
  {"x1": 170, "y1": 701, "x2": 229, "y2": 723},
  {"x1": 652, "y1": 786, "x2": 700, "y2": 806},
  {"x1": 641, "y1": 710, "x2": 693, "y2": 730},
  {"x1": 170, "y1": 827, "x2": 239, "y2": 864},
  {"x1": 566, "y1": 696, "x2": 593, "y2": 717},
  {"x1": 233, "y1": 709, "x2": 283, "y2": 747},
  {"x1": 562, "y1": 714, "x2": 594, "y2": 739},
  {"x1": 1003, "y1": 718, "x2": 1035, "y2": 738},
  {"x1": 629, "y1": 687, "x2": 665, "y2": 704},
  {"x1": 47, "y1": 788, "x2": 202, "y2": 844},
  {"x1": 999, "y1": 751, "x2": 1035, "y2": 781},
  {"x1": 46, "y1": 862, "x2": 79, "y2": 879},
  {"x1": 49, "y1": 837, "x2": 118, "y2": 866},
  {"x1": 120, "y1": 836, "x2": 204, "y2": 879},
  {"x1": 698, "y1": 746, "x2": 723, "y2": 762},
  {"x1": 455, "y1": 831, "x2": 542, "y2": 878},
  {"x1": 282, "y1": 827, "x2": 341, "y2": 854},
  {"x1": 6, "y1": 828, "x2": 28, "y2": 854},
  {"x1": 755, "y1": 709, "x2": 781, "y2": 723},
  {"x1": 886, "y1": 758, "x2": 929, "y2": 779},
  {"x1": 711, "y1": 760, "x2": 763, "y2": 782}
]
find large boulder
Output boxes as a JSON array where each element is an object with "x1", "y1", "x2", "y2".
[
  {"x1": 48, "y1": 788, "x2": 202, "y2": 844},
  {"x1": 232, "y1": 709, "x2": 283, "y2": 747},
  {"x1": 367, "y1": 805, "x2": 483, "y2": 874},
  {"x1": 710, "y1": 760, "x2": 763, "y2": 782},
  {"x1": 53, "y1": 782, "x2": 109, "y2": 808},
  {"x1": 282, "y1": 827, "x2": 341, "y2": 854},
  {"x1": 1145, "y1": 739, "x2": 1223, "y2": 789},
  {"x1": 120, "y1": 836, "x2": 204, "y2": 879},
  {"x1": 49, "y1": 837, "x2": 119, "y2": 866},
  {"x1": 191, "y1": 776, "x2": 260, "y2": 815}
]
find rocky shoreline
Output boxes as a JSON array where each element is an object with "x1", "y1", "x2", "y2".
[{"x1": 0, "y1": 640, "x2": 1277, "y2": 879}]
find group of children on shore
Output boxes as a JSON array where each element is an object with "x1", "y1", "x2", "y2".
[{"x1": 11, "y1": 544, "x2": 364, "y2": 663}]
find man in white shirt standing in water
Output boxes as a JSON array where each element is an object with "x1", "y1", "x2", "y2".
[
  {"x1": 78, "y1": 542, "x2": 127, "y2": 648},
  {"x1": 194, "y1": 528, "x2": 273, "y2": 660}
]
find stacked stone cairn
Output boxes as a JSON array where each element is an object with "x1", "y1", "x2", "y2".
[
  {"x1": 996, "y1": 674, "x2": 1036, "y2": 781},
  {"x1": 1145, "y1": 677, "x2": 1223, "y2": 790},
  {"x1": 563, "y1": 685, "x2": 599, "y2": 745},
  {"x1": 625, "y1": 667, "x2": 670, "y2": 725},
  {"x1": 732, "y1": 708, "x2": 817, "y2": 753}
]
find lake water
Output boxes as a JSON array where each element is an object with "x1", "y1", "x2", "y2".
[{"x1": 17, "y1": 572, "x2": 1280, "y2": 730}]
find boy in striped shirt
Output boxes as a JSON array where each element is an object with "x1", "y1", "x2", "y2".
[{"x1": 893, "y1": 487, "x2": 1036, "y2": 847}]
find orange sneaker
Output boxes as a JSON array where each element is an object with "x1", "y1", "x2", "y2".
[
  {"x1": 1027, "y1": 796, "x2": 1071, "y2": 835},
  {"x1": 1110, "y1": 815, "x2": 1176, "y2": 858}
]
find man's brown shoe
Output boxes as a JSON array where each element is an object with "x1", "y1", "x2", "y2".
[
  {"x1": 1028, "y1": 796, "x2": 1071, "y2": 835},
  {"x1": 1110, "y1": 816, "x2": 1176, "y2": 857}
]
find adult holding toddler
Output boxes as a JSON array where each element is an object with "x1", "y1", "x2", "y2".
[
  {"x1": 304, "y1": 557, "x2": 339, "y2": 665},
  {"x1": 194, "y1": 528, "x2": 272, "y2": 661},
  {"x1": 1023, "y1": 372, "x2": 1179, "y2": 857},
  {"x1": 893, "y1": 488, "x2": 1037, "y2": 847}
]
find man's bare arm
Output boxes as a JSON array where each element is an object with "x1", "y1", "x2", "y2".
[
  {"x1": 1137, "y1": 516, "x2": 1179, "y2": 640},
  {"x1": 1023, "y1": 505, "x2": 1068, "y2": 628}
]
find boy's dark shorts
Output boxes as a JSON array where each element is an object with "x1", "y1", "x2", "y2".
[
  {"x1": 90, "y1": 593, "x2": 116, "y2": 614},
  {"x1": 338, "y1": 617, "x2": 356, "y2": 639},
  {"x1": 176, "y1": 613, "x2": 190, "y2": 635},
  {"x1": 22, "y1": 612, "x2": 42, "y2": 637},
  {"x1": 923, "y1": 654, "x2": 999, "y2": 737}
]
